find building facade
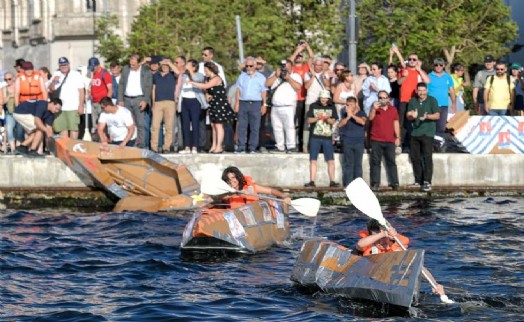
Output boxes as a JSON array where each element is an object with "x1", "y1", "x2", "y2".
[{"x1": 0, "y1": 0, "x2": 152, "y2": 73}]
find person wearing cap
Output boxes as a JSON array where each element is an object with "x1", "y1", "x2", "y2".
[
  {"x1": 304, "y1": 89, "x2": 339, "y2": 187},
  {"x1": 266, "y1": 59, "x2": 302, "y2": 153},
  {"x1": 427, "y1": 58, "x2": 455, "y2": 144},
  {"x1": 510, "y1": 62, "x2": 524, "y2": 116},
  {"x1": 407, "y1": 82, "x2": 440, "y2": 192},
  {"x1": 13, "y1": 98, "x2": 62, "y2": 157},
  {"x1": 368, "y1": 90, "x2": 400, "y2": 191},
  {"x1": 88, "y1": 56, "x2": 113, "y2": 136},
  {"x1": 48, "y1": 57, "x2": 85, "y2": 139},
  {"x1": 289, "y1": 41, "x2": 314, "y2": 152},
  {"x1": 473, "y1": 55, "x2": 496, "y2": 115},
  {"x1": 483, "y1": 61, "x2": 515, "y2": 116},
  {"x1": 117, "y1": 53, "x2": 153, "y2": 149},
  {"x1": 14, "y1": 61, "x2": 48, "y2": 110}
]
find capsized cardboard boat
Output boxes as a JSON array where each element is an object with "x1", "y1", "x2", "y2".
[
  {"x1": 49, "y1": 136, "x2": 209, "y2": 212},
  {"x1": 447, "y1": 111, "x2": 524, "y2": 154},
  {"x1": 291, "y1": 239, "x2": 424, "y2": 308},
  {"x1": 180, "y1": 199, "x2": 289, "y2": 253}
]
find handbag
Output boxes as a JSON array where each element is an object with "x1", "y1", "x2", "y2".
[
  {"x1": 266, "y1": 78, "x2": 285, "y2": 108},
  {"x1": 49, "y1": 72, "x2": 69, "y2": 100}
]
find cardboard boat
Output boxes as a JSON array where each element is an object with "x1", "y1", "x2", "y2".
[
  {"x1": 291, "y1": 239, "x2": 424, "y2": 308},
  {"x1": 49, "y1": 136, "x2": 208, "y2": 212},
  {"x1": 180, "y1": 199, "x2": 289, "y2": 254}
]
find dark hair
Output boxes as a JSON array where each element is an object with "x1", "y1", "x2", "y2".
[
  {"x1": 495, "y1": 60, "x2": 506, "y2": 67},
  {"x1": 202, "y1": 47, "x2": 214, "y2": 54},
  {"x1": 204, "y1": 61, "x2": 219, "y2": 75},
  {"x1": 177, "y1": 55, "x2": 187, "y2": 64},
  {"x1": 451, "y1": 62, "x2": 463, "y2": 73},
  {"x1": 387, "y1": 64, "x2": 398, "y2": 73},
  {"x1": 130, "y1": 53, "x2": 141, "y2": 61},
  {"x1": 188, "y1": 59, "x2": 198, "y2": 71},
  {"x1": 339, "y1": 70, "x2": 352, "y2": 83},
  {"x1": 99, "y1": 97, "x2": 114, "y2": 106},
  {"x1": 222, "y1": 166, "x2": 247, "y2": 190},
  {"x1": 378, "y1": 90, "x2": 389, "y2": 98},
  {"x1": 371, "y1": 63, "x2": 383, "y2": 71},
  {"x1": 109, "y1": 61, "x2": 120, "y2": 68},
  {"x1": 39, "y1": 66, "x2": 51, "y2": 79},
  {"x1": 346, "y1": 96, "x2": 357, "y2": 103},
  {"x1": 416, "y1": 82, "x2": 427, "y2": 89},
  {"x1": 50, "y1": 97, "x2": 63, "y2": 106},
  {"x1": 367, "y1": 219, "x2": 382, "y2": 234}
]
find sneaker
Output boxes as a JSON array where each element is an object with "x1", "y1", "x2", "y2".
[
  {"x1": 286, "y1": 148, "x2": 298, "y2": 154},
  {"x1": 26, "y1": 150, "x2": 45, "y2": 158},
  {"x1": 304, "y1": 181, "x2": 316, "y2": 187},
  {"x1": 191, "y1": 149, "x2": 198, "y2": 154},
  {"x1": 15, "y1": 145, "x2": 29, "y2": 155},
  {"x1": 329, "y1": 181, "x2": 340, "y2": 187},
  {"x1": 272, "y1": 149, "x2": 286, "y2": 153},
  {"x1": 179, "y1": 149, "x2": 191, "y2": 154},
  {"x1": 370, "y1": 184, "x2": 380, "y2": 191},
  {"x1": 408, "y1": 182, "x2": 422, "y2": 188},
  {"x1": 259, "y1": 147, "x2": 268, "y2": 153},
  {"x1": 390, "y1": 184, "x2": 400, "y2": 191},
  {"x1": 422, "y1": 181, "x2": 432, "y2": 192},
  {"x1": 234, "y1": 149, "x2": 246, "y2": 154}
]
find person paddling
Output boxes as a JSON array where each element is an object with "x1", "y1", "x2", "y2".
[
  {"x1": 221, "y1": 166, "x2": 291, "y2": 208},
  {"x1": 356, "y1": 219, "x2": 447, "y2": 297}
]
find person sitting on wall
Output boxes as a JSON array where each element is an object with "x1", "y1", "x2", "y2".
[
  {"x1": 221, "y1": 166, "x2": 291, "y2": 208},
  {"x1": 355, "y1": 219, "x2": 447, "y2": 297}
]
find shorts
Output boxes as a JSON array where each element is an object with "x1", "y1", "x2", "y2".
[
  {"x1": 53, "y1": 110, "x2": 80, "y2": 132},
  {"x1": 309, "y1": 137, "x2": 334, "y2": 161},
  {"x1": 515, "y1": 95, "x2": 524, "y2": 111},
  {"x1": 13, "y1": 113, "x2": 36, "y2": 133}
]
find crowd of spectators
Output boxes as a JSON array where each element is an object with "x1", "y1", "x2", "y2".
[{"x1": 1, "y1": 43, "x2": 523, "y2": 190}]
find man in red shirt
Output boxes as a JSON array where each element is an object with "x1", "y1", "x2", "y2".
[
  {"x1": 395, "y1": 49, "x2": 430, "y2": 151},
  {"x1": 368, "y1": 91, "x2": 400, "y2": 190},
  {"x1": 88, "y1": 57, "x2": 113, "y2": 133}
]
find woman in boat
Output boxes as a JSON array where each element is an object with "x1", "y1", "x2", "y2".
[
  {"x1": 221, "y1": 166, "x2": 291, "y2": 208},
  {"x1": 356, "y1": 219, "x2": 447, "y2": 297}
]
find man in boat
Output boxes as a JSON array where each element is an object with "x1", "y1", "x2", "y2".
[
  {"x1": 98, "y1": 97, "x2": 137, "y2": 148},
  {"x1": 221, "y1": 166, "x2": 291, "y2": 208},
  {"x1": 356, "y1": 219, "x2": 447, "y2": 297}
]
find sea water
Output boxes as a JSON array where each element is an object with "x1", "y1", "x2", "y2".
[{"x1": 1, "y1": 197, "x2": 523, "y2": 321}]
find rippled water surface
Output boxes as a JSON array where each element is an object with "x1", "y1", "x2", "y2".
[{"x1": 1, "y1": 197, "x2": 524, "y2": 321}]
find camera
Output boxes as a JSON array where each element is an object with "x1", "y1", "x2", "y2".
[
  {"x1": 280, "y1": 60, "x2": 288, "y2": 79},
  {"x1": 379, "y1": 101, "x2": 387, "y2": 107},
  {"x1": 298, "y1": 39, "x2": 306, "y2": 45}
]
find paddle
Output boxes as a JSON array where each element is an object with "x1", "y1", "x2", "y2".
[
  {"x1": 84, "y1": 111, "x2": 92, "y2": 142},
  {"x1": 200, "y1": 174, "x2": 320, "y2": 217},
  {"x1": 345, "y1": 178, "x2": 454, "y2": 304}
]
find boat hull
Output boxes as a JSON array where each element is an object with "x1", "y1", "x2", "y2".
[
  {"x1": 181, "y1": 200, "x2": 289, "y2": 254},
  {"x1": 291, "y1": 239, "x2": 423, "y2": 308}
]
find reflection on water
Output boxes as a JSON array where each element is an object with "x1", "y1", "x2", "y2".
[{"x1": 1, "y1": 197, "x2": 524, "y2": 321}]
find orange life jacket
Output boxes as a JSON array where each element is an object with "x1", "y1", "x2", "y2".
[
  {"x1": 18, "y1": 71, "x2": 44, "y2": 102},
  {"x1": 358, "y1": 230, "x2": 410, "y2": 256},
  {"x1": 229, "y1": 176, "x2": 259, "y2": 208}
]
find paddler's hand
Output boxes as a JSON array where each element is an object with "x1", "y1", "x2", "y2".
[
  {"x1": 384, "y1": 226, "x2": 397, "y2": 240},
  {"x1": 283, "y1": 196, "x2": 292, "y2": 205},
  {"x1": 432, "y1": 284, "x2": 445, "y2": 296}
]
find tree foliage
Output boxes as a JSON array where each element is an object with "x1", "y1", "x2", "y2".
[
  {"x1": 357, "y1": 0, "x2": 518, "y2": 68},
  {"x1": 95, "y1": 0, "x2": 345, "y2": 81},
  {"x1": 95, "y1": 14, "x2": 126, "y2": 64}
]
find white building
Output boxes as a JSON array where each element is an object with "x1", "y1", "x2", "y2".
[{"x1": 0, "y1": 0, "x2": 153, "y2": 73}]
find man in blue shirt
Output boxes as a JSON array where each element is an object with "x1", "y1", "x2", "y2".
[
  {"x1": 428, "y1": 58, "x2": 455, "y2": 140},
  {"x1": 151, "y1": 58, "x2": 177, "y2": 153},
  {"x1": 234, "y1": 56, "x2": 267, "y2": 153}
]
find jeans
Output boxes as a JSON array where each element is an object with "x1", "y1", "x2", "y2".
[
  {"x1": 4, "y1": 114, "x2": 16, "y2": 142},
  {"x1": 237, "y1": 100, "x2": 262, "y2": 152},
  {"x1": 409, "y1": 135, "x2": 434, "y2": 184},
  {"x1": 370, "y1": 140, "x2": 398, "y2": 186},
  {"x1": 181, "y1": 98, "x2": 201, "y2": 148},
  {"x1": 437, "y1": 106, "x2": 448, "y2": 136},
  {"x1": 342, "y1": 142, "x2": 364, "y2": 186},
  {"x1": 488, "y1": 109, "x2": 508, "y2": 116}
]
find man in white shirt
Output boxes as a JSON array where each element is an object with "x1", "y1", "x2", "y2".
[
  {"x1": 98, "y1": 97, "x2": 137, "y2": 147},
  {"x1": 265, "y1": 59, "x2": 303, "y2": 153},
  {"x1": 198, "y1": 46, "x2": 227, "y2": 87},
  {"x1": 49, "y1": 56, "x2": 85, "y2": 138}
]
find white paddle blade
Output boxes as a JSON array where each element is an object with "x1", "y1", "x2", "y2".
[
  {"x1": 200, "y1": 174, "x2": 235, "y2": 196},
  {"x1": 345, "y1": 178, "x2": 386, "y2": 225},
  {"x1": 440, "y1": 294, "x2": 455, "y2": 304},
  {"x1": 290, "y1": 198, "x2": 320, "y2": 217}
]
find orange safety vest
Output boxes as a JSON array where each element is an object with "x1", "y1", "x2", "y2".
[
  {"x1": 18, "y1": 71, "x2": 44, "y2": 102},
  {"x1": 228, "y1": 176, "x2": 259, "y2": 208},
  {"x1": 358, "y1": 230, "x2": 410, "y2": 256}
]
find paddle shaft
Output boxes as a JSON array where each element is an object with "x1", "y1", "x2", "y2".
[{"x1": 384, "y1": 222, "x2": 439, "y2": 290}]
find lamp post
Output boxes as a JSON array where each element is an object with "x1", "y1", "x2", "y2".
[
  {"x1": 87, "y1": 0, "x2": 96, "y2": 56},
  {"x1": 347, "y1": 0, "x2": 357, "y2": 74}
]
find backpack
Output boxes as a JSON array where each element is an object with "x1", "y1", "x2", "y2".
[{"x1": 487, "y1": 74, "x2": 512, "y2": 98}]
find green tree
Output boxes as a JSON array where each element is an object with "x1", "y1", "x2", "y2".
[
  {"x1": 357, "y1": 0, "x2": 518, "y2": 68},
  {"x1": 95, "y1": 14, "x2": 126, "y2": 64},
  {"x1": 95, "y1": 0, "x2": 345, "y2": 81}
]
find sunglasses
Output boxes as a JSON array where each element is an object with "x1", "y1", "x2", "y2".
[
  {"x1": 434, "y1": 64, "x2": 444, "y2": 67},
  {"x1": 496, "y1": 68, "x2": 506, "y2": 71},
  {"x1": 245, "y1": 64, "x2": 254, "y2": 68},
  {"x1": 4, "y1": 78, "x2": 13, "y2": 81},
  {"x1": 378, "y1": 96, "x2": 389, "y2": 99},
  {"x1": 408, "y1": 58, "x2": 418, "y2": 61},
  {"x1": 201, "y1": 53, "x2": 209, "y2": 57},
  {"x1": 335, "y1": 68, "x2": 344, "y2": 71}
]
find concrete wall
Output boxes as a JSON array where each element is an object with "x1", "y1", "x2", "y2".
[{"x1": 0, "y1": 153, "x2": 522, "y2": 189}]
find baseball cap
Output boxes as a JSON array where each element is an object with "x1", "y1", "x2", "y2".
[
  {"x1": 484, "y1": 55, "x2": 495, "y2": 63},
  {"x1": 58, "y1": 57, "x2": 69, "y2": 65},
  {"x1": 14, "y1": 58, "x2": 25, "y2": 68},
  {"x1": 433, "y1": 58, "x2": 445, "y2": 65},
  {"x1": 510, "y1": 62, "x2": 522, "y2": 70},
  {"x1": 87, "y1": 57, "x2": 100, "y2": 71},
  {"x1": 319, "y1": 89, "x2": 331, "y2": 99},
  {"x1": 21, "y1": 61, "x2": 34, "y2": 71}
]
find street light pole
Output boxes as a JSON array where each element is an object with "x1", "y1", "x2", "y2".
[{"x1": 348, "y1": 0, "x2": 357, "y2": 73}]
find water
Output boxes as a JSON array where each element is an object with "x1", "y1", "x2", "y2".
[{"x1": 1, "y1": 197, "x2": 523, "y2": 321}]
